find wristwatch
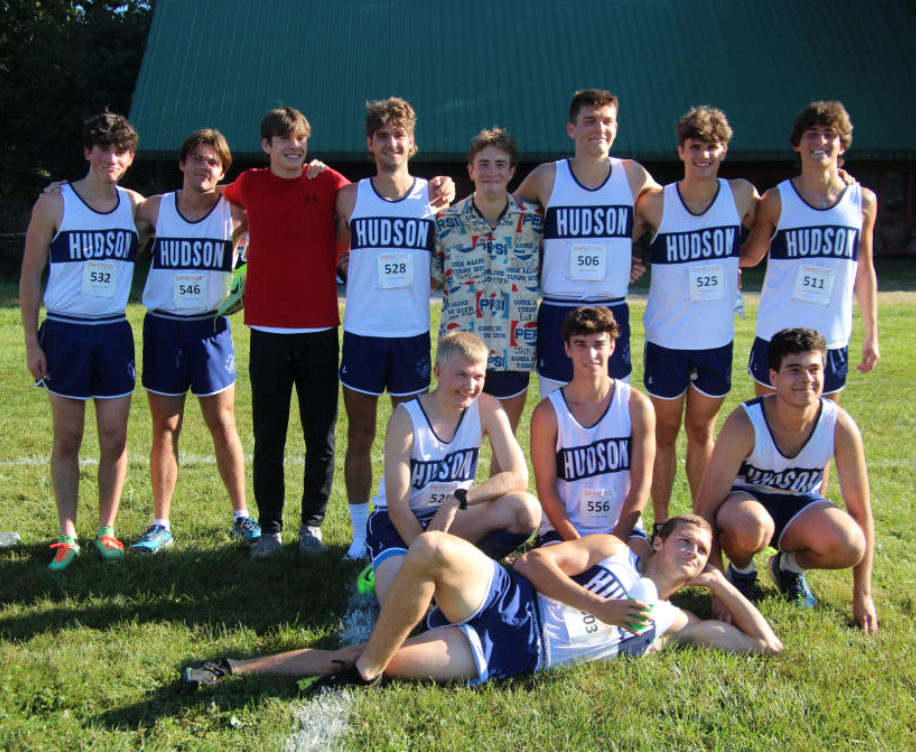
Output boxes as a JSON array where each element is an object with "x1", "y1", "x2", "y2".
[{"x1": 453, "y1": 488, "x2": 468, "y2": 510}]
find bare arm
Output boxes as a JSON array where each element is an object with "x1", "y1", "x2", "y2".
[
  {"x1": 632, "y1": 185, "x2": 664, "y2": 241},
  {"x1": 514, "y1": 535, "x2": 651, "y2": 632},
  {"x1": 125, "y1": 188, "x2": 154, "y2": 246},
  {"x1": 854, "y1": 188, "x2": 880, "y2": 374},
  {"x1": 834, "y1": 408, "x2": 878, "y2": 633},
  {"x1": 476, "y1": 394, "x2": 529, "y2": 498},
  {"x1": 740, "y1": 188, "x2": 780, "y2": 267},
  {"x1": 669, "y1": 567, "x2": 783, "y2": 653},
  {"x1": 622, "y1": 159, "x2": 662, "y2": 204},
  {"x1": 530, "y1": 397, "x2": 580, "y2": 541},
  {"x1": 693, "y1": 407, "x2": 756, "y2": 575},
  {"x1": 514, "y1": 162, "x2": 556, "y2": 206},
  {"x1": 612, "y1": 388, "x2": 654, "y2": 541},
  {"x1": 19, "y1": 193, "x2": 62, "y2": 380},
  {"x1": 335, "y1": 184, "x2": 357, "y2": 270},
  {"x1": 729, "y1": 178, "x2": 762, "y2": 230},
  {"x1": 383, "y1": 406, "x2": 426, "y2": 544}
]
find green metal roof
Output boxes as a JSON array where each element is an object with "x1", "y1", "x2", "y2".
[{"x1": 130, "y1": 0, "x2": 916, "y2": 162}]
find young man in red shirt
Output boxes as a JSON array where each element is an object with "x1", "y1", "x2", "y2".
[{"x1": 223, "y1": 107, "x2": 350, "y2": 559}]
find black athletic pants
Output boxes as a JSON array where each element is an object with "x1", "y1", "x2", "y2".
[{"x1": 249, "y1": 328, "x2": 339, "y2": 535}]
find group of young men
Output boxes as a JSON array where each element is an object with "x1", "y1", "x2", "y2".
[{"x1": 20, "y1": 87, "x2": 880, "y2": 691}]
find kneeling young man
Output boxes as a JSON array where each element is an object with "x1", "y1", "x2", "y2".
[
  {"x1": 695, "y1": 328, "x2": 877, "y2": 633},
  {"x1": 530, "y1": 307, "x2": 654, "y2": 556},
  {"x1": 184, "y1": 515, "x2": 781, "y2": 690},
  {"x1": 366, "y1": 331, "x2": 541, "y2": 605}
]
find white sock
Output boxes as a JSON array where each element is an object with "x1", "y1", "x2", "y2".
[
  {"x1": 780, "y1": 551, "x2": 804, "y2": 573},
  {"x1": 233, "y1": 510, "x2": 250, "y2": 521},
  {"x1": 153, "y1": 518, "x2": 171, "y2": 531},
  {"x1": 348, "y1": 503, "x2": 370, "y2": 543},
  {"x1": 731, "y1": 561, "x2": 756, "y2": 575}
]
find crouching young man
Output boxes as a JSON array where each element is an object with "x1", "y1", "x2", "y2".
[
  {"x1": 695, "y1": 327, "x2": 877, "y2": 632},
  {"x1": 184, "y1": 515, "x2": 781, "y2": 691},
  {"x1": 366, "y1": 331, "x2": 541, "y2": 605}
]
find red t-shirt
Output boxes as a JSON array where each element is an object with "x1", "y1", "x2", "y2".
[{"x1": 225, "y1": 166, "x2": 350, "y2": 329}]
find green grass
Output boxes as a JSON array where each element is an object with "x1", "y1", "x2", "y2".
[{"x1": 1, "y1": 274, "x2": 915, "y2": 751}]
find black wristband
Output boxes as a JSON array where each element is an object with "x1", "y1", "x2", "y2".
[{"x1": 454, "y1": 488, "x2": 468, "y2": 510}]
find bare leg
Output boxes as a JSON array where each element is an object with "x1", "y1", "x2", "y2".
[
  {"x1": 199, "y1": 386, "x2": 247, "y2": 513},
  {"x1": 49, "y1": 394, "x2": 87, "y2": 538},
  {"x1": 489, "y1": 390, "x2": 527, "y2": 475},
  {"x1": 683, "y1": 387, "x2": 727, "y2": 503},
  {"x1": 780, "y1": 503, "x2": 865, "y2": 570},
  {"x1": 148, "y1": 392, "x2": 185, "y2": 520},
  {"x1": 357, "y1": 531, "x2": 495, "y2": 680},
  {"x1": 95, "y1": 395, "x2": 131, "y2": 529},
  {"x1": 448, "y1": 491, "x2": 541, "y2": 541},
  {"x1": 648, "y1": 393, "x2": 685, "y2": 524},
  {"x1": 343, "y1": 388, "x2": 380, "y2": 509},
  {"x1": 716, "y1": 493, "x2": 774, "y2": 569}
]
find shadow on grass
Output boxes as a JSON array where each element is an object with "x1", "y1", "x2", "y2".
[{"x1": 0, "y1": 541, "x2": 364, "y2": 639}]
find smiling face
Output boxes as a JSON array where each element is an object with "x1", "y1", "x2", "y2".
[
  {"x1": 468, "y1": 145, "x2": 516, "y2": 201},
  {"x1": 770, "y1": 350, "x2": 825, "y2": 407},
  {"x1": 434, "y1": 352, "x2": 487, "y2": 409},
  {"x1": 679, "y1": 138, "x2": 727, "y2": 179},
  {"x1": 368, "y1": 124, "x2": 415, "y2": 171},
  {"x1": 262, "y1": 133, "x2": 308, "y2": 178},
  {"x1": 180, "y1": 143, "x2": 226, "y2": 193},
  {"x1": 568, "y1": 104, "x2": 619, "y2": 158},
  {"x1": 794, "y1": 124, "x2": 845, "y2": 168},
  {"x1": 84, "y1": 144, "x2": 134, "y2": 184}
]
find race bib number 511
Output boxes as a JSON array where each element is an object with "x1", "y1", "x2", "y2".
[{"x1": 792, "y1": 265, "x2": 835, "y2": 305}]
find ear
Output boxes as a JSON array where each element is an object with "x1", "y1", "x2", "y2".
[
  {"x1": 567, "y1": 121, "x2": 576, "y2": 140},
  {"x1": 508, "y1": 165, "x2": 517, "y2": 181},
  {"x1": 467, "y1": 162, "x2": 475, "y2": 182},
  {"x1": 652, "y1": 535, "x2": 663, "y2": 554},
  {"x1": 84, "y1": 147, "x2": 92, "y2": 161},
  {"x1": 261, "y1": 138, "x2": 271, "y2": 155}
]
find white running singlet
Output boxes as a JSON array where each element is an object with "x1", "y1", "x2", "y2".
[
  {"x1": 734, "y1": 396, "x2": 837, "y2": 496},
  {"x1": 537, "y1": 547, "x2": 680, "y2": 669},
  {"x1": 345, "y1": 177, "x2": 436, "y2": 337},
  {"x1": 44, "y1": 184, "x2": 139, "y2": 321},
  {"x1": 756, "y1": 180, "x2": 863, "y2": 348},
  {"x1": 645, "y1": 180, "x2": 741, "y2": 349},
  {"x1": 142, "y1": 192, "x2": 235, "y2": 315},
  {"x1": 372, "y1": 397, "x2": 481, "y2": 514},
  {"x1": 541, "y1": 158, "x2": 634, "y2": 301},
  {"x1": 542, "y1": 382, "x2": 633, "y2": 536}
]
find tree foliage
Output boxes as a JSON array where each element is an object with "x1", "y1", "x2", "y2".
[{"x1": 0, "y1": 1, "x2": 155, "y2": 226}]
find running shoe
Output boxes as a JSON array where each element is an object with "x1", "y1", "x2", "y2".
[
  {"x1": 48, "y1": 536, "x2": 80, "y2": 571},
  {"x1": 129, "y1": 524, "x2": 173, "y2": 555},
  {"x1": 232, "y1": 516, "x2": 262, "y2": 544},
  {"x1": 184, "y1": 659, "x2": 232, "y2": 691},
  {"x1": 249, "y1": 533, "x2": 282, "y2": 561},
  {"x1": 768, "y1": 552, "x2": 816, "y2": 608},
  {"x1": 94, "y1": 528, "x2": 125, "y2": 562},
  {"x1": 298, "y1": 524, "x2": 325, "y2": 555},
  {"x1": 725, "y1": 564, "x2": 758, "y2": 601}
]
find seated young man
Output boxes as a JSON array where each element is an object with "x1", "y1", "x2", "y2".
[
  {"x1": 530, "y1": 307, "x2": 654, "y2": 557},
  {"x1": 695, "y1": 328, "x2": 877, "y2": 633},
  {"x1": 363, "y1": 331, "x2": 541, "y2": 605},
  {"x1": 184, "y1": 515, "x2": 782, "y2": 690}
]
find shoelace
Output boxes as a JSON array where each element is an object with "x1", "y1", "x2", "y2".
[
  {"x1": 50, "y1": 540, "x2": 77, "y2": 560},
  {"x1": 97, "y1": 535, "x2": 124, "y2": 551}
]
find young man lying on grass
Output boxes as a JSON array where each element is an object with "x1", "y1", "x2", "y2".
[{"x1": 184, "y1": 515, "x2": 781, "y2": 690}]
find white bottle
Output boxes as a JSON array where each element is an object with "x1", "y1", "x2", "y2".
[{"x1": 0, "y1": 532, "x2": 20, "y2": 548}]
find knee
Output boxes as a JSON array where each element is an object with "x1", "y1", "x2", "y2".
[
  {"x1": 655, "y1": 417, "x2": 681, "y2": 448},
  {"x1": 719, "y1": 511, "x2": 772, "y2": 557},
  {"x1": 506, "y1": 492, "x2": 542, "y2": 533},
  {"x1": 346, "y1": 424, "x2": 376, "y2": 455},
  {"x1": 818, "y1": 522, "x2": 866, "y2": 568},
  {"x1": 52, "y1": 428, "x2": 83, "y2": 456},
  {"x1": 406, "y1": 530, "x2": 454, "y2": 571},
  {"x1": 684, "y1": 419, "x2": 716, "y2": 447},
  {"x1": 98, "y1": 425, "x2": 128, "y2": 456}
]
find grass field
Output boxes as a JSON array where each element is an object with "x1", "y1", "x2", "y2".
[{"x1": 1, "y1": 270, "x2": 915, "y2": 751}]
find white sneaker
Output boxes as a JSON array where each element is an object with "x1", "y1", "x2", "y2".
[{"x1": 344, "y1": 539, "x2": 368, "y2": 561}]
